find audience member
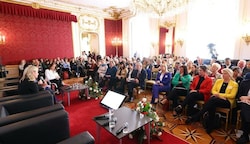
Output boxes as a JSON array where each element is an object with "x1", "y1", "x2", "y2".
[
  {"x1": 126, "y1": 62, "x2": 146, "y2": 102},
  {"x1": 208, "y1": 62, "x2": 222, "y2": 84},
  {"x1": 115, "y1": 62, "x2": 128, "y2": 94},
  {"x1": 186, "y1": 68, "x2": 238, "y2": 134},
  {"x1": 174, "y1": 65, "x2": 213, "y2": 116},
  {"x1": 236, "y1": 72, "x2": 250, "y2": 144},
  {"x1": 45, "y1": 63, "x2": 64, "y2": 92},
  {"x1": 150, "y1": 64, "x2": 172, "y2": 104},
  {"x1": 167, "y1": 65, "x2": 192, "y2": 115},
  {"x1": 233, "y1": 67, "x2": 243, "y2": 86}
]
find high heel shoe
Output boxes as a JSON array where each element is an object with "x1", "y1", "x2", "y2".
[{"x1": 174, "y1": 105, "x2": 183, "y2": 115}]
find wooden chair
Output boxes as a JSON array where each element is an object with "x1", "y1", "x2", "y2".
[
  {"x1": 236, "y1": 110, "x2": 241, "y2": 132},
  {"x1": 145, "y1": 71, "x2": 158, "y2": 90},
  {"x1": 216, "y1": 107, "x2": 232, "y2": 130}
]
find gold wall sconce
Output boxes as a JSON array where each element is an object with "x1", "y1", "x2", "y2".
[
  {"x1": 111, "y1": 37, "x2": 122, "y2": 56},
  {"x1": 176, "y1": 39, "x2": 184, "y2": 47},
  {"x1": 0, "y1": 33, "x2": 6, "y2": 45},
  {"x1": 242, "y1": 34, "x2": 250, "y2": 45}
]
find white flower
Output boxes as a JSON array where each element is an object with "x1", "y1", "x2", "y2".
[
  {"x1": 89, "y1": 87, "x2": 93, "y2": 91},
  {"x1": 157, "y1": 132, "x2": 162, "y2": 136},
  {"x1": 155, "y1": 116, "x2": 160, "y2": 122},
  {"x1": 142, "y1": 98, "x2": 147, "y2": 103},
  {"x1": 136, "y1": 107, "x2": 140, "y2": 111},
  {"x1": 128, "y1": 134, "x2": 133, "y2": 139}
]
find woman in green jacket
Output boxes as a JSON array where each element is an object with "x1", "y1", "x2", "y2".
[{"x1": 167, "y1": 65, "x2": 192, "y2": 116}]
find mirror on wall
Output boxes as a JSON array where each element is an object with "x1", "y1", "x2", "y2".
[{"x1": 81, "y1": 32, "x2": 99, "y2": 55}]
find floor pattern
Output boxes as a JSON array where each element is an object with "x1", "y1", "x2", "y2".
[
  {"x1": 124, "y1": 90, "x2": 241, "y2": 144},
  {"x1": 63, "y1": 78, "x2": 243, "y2": 144}
]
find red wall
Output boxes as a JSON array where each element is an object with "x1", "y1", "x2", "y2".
[
  {"x1": 104, "y1": 19, "x2": 123, "y2": 57},
  {"x1": 0, "y1": 13, "x2": 74, "y2": 65}
]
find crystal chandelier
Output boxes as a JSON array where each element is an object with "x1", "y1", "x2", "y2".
[{"x1": 132, "y1": 0, "x2": 191, "y2": 17}]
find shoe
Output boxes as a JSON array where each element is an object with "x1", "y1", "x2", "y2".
[
  {"x1": 173, "y1": 110, "x2": 178, "y2": 117},
  {"x1": 154, "y1": 98, "x2": 159, "y2": 104},
  {"x1": 205, "y1": 127, "x2": 213, "y2": 134},
  {"x1": 174, "y1": 105, "x2": 183, "y2": 115},
  {"x1": 185, "y1": 116, "x2": 193, "y2": 124},
  {"x1": 237, "y1": 135, "x2": 249, "y2": 144}
]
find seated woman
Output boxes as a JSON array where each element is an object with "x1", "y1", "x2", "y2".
[
  {"x1": 97, "y1": 58, "x2": 108, "y2": 87},
  {"x1": 186, "y1": 68, "x2": 238, "y2": 134},
  {"x1": 167, "y1": 65, "x2": 192, "y2": 115},
  {"x1": 236, "y1": 72, "x2": 250, "y2": 144},
  {"x1": 150, "y1": 64, "x2": 172, "y2": 104},
  {"x1": 45, "y1": 63, "x2": 64, "y2": 92},
  {"x1": 174, "y1": 65, "x2": 213, "y2": 116},
  {"x1": 115, "y1": 62, "x2": 128, "y2": 94},
  {"x1": 208, "y1": 62, "x2": 222, "y2": 84},
  {"x1": 18, "y1": 65, "x2": 43, "y2": 94},
  {"x1": 18, "y1": 65, "x2": 60, "y2": 104}
]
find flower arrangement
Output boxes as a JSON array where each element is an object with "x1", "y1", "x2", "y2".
[
  {"x1": 84, "y1": 76, "x2": 102, "y2": 99},
  {"x1": 130, "y1": 98, "x2": 164, "y2": 143}
]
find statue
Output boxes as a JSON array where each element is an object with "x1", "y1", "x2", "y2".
[{"x1": 207, "y1": 43, "x2": 218, "y2": 60}]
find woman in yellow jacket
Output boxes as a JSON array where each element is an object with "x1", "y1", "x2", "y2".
[{"x1": 186, "y1": 68, "x2": 238, "y2": 133}]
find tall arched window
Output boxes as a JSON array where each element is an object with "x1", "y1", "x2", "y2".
[{"x1": 186, "y1": 0, "x2": 239, "y2": 60}]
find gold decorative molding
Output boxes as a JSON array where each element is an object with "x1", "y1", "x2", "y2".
[
  {"x1": 31, "y1": 2, "x2": 40, "y2": 9},
  {"x1": 103, "y1": 6, "x2": 126, "y2": 20},
  {"x1": 163, "y1": 21, "x2": 176, "y2": 28},
  {"x1": 78, "y1": 15, "x2": 99, "y2": 32}
]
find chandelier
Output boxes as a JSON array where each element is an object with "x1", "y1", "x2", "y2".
[{"x1": 132, "y1": 0, "x2": 191, "y2": 17}]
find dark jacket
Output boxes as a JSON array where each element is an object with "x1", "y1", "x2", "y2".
[{"x1": 18, "y1": 78, "x2": 40, "y2": 95}]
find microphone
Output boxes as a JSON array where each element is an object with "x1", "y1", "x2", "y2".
[
  {"x1": 94, "y1": 115, "x2": 109, "y2": 120},
  {"x1": 116, "y1": 123, "x2": 128, "y2": 135},
  {"x1": 40, "y1": 76, "x2": 45, "y2": 83}
]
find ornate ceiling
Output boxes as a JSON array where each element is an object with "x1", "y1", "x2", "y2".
[{"x1": 6, "y1": 0, "x2": 133, "y2": 19}]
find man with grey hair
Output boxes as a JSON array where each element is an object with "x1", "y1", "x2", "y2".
[{"x1": 126, "y1": 62, "x2": 146, "y2": 102}]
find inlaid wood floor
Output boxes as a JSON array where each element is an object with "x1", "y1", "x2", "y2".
[{"x1": 63, "y1": 78, "x2": 243, "y2": 144}]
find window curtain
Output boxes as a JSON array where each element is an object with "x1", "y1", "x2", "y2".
[{"x1": 0, "y1": 2, "x2": 77, "y2": 22}]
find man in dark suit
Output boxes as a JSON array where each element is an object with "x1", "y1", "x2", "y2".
[
  {"x1": 126, "y1": 62, "x2": 146, "y2": 102},
  {"x1": 237, "y1": 72, "x2": 250, "y2": 144},
  {"x1": 222, "y1": 58, "x2": 234, "y2": 69}
]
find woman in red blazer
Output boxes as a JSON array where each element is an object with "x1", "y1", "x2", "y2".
[{"x1": 175, "y1": 65, "x2": 213, "y2": 116}]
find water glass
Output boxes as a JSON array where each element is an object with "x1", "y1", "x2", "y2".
[
  {"x1": 123, "y1": 122, "x2": 129, "y2": 133},
  {"x1": 109, "y1": 109, "x2": 114, "y2": 117},
  {"x1": 109, "y1": 117, "x2": 117, "y2": 129}
]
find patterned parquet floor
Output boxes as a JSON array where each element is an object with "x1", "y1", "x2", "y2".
[
  {"x1": 124, "y1": 90, "x2": 240, "y2": 144},
  {"x1": 63, "y1": 78, "x2": 242, "y2": 144}
]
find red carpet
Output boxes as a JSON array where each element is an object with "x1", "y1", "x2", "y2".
[{"x1": 62, "y1": 92, "x2": 188, "y2": 144}]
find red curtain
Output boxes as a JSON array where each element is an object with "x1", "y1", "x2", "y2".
[
  {"x1": 104, "y1": 19, "x2": 123, "y2": 57},
  {"x1": 159, "y1": 27, "x2": 168, "y2": 54},
  {"x1": 0, "y1": 2, "x2": 77, "y2": 22}
]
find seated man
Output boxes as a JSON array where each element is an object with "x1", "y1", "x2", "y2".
[
  {"x1": 103, "y1": 60, "x2": 117, "y2": 91},
  {"x1": 237, "y1": 72, "x2": 250, "y2": 144},
  {"x1": 126, "y1": 62, "x2": 146, "y2": 102}
]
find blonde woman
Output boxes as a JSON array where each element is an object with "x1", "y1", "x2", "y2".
[
  {"x1": 18, "y1": 65, "x2": 42, "y2": 94},
  {"x1": 186, "y1": 68, "x2": 238, "y2": 134},
  {"x1": 19, "y1": 65, "x2": 61, "y2": 104}
]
